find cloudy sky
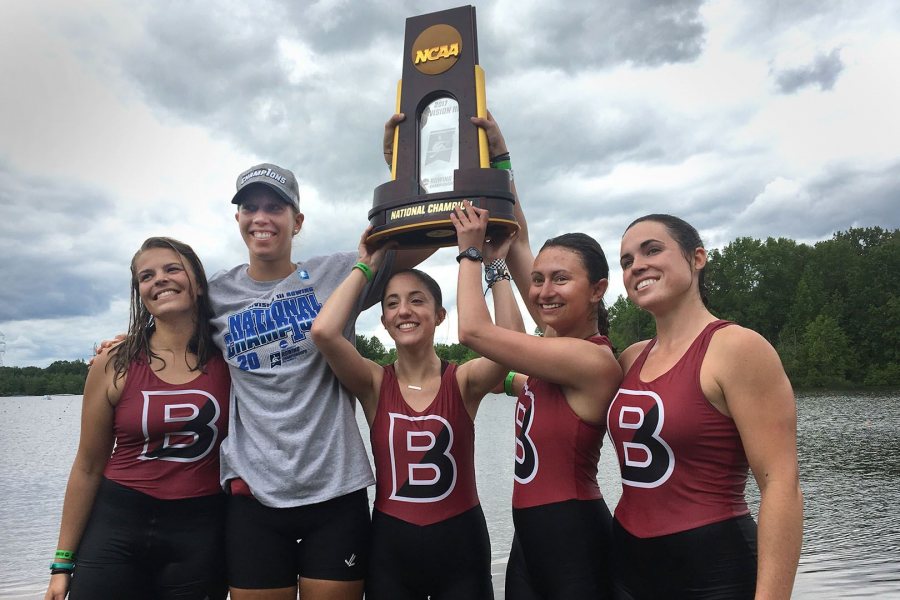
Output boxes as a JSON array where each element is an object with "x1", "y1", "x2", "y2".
[{"x1": 1, "y1": 0, "x2": 898, "y2": 368}]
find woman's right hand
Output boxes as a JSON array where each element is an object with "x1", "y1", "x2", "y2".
[
  {"x1": 382, "y1": 113, "x2": 405, "y2": 167},
  {"x1": 45, "y1": 572, "x2": 71, "y2": 600},
  {"x1": 450, "y1": 200, "x2": 490, "y2": 253},
  {"x1": 88, "y1": 334, "x2": 124, "y2": 367},
  {"x1": 357, "y1": 227, "x2": 394, "y2": 274}
]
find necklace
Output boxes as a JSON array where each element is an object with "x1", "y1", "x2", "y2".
[{"x1": 395, "y1": 359, "x2": 431, "y2": 391}]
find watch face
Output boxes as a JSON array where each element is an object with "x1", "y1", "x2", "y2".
[
  {"x1": 485, "y1": 266, "x2": 498, "y2": 280},
  {"x1": 457, "y1": 246, "x2": 483, "y2": 262}
]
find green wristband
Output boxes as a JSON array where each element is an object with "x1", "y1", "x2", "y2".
[
  {"x1": 504, "y1": 371, "x2": 517, "y2": 397},
  {"x1": 491, "y1": 159, "x2": 512, "y2": 171},
  {"x1": 353, "y1": 262, "x2": 374, "y2": 282},
  {"x1": 55, "y1": 550, "x2": 75, "y2": 560},
  {"x1": 49, "y1": 562, "x2": 75, "y2": 571}
]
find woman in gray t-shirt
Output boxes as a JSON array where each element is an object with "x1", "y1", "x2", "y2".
[{"x1": 211, "y1": 161, "x2": 429, "y2": 600}]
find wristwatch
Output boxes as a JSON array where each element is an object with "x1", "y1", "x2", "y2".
[
  {"x1": 456, "y1": 246, "x2": 484, "y2": 263},
  {"x1": 484, "y1": 258, "x2": 510, "y2": 287}
]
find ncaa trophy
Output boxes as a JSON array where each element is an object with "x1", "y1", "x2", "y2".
[{"x1": 367, "y1": 5, "x2": 517, "y2": 248}]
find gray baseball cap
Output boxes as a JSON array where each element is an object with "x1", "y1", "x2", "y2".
[{"x1": 231, "y1": 163, "x2": 300, "y2": 210}]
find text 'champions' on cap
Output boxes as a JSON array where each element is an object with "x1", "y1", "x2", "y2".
[{"x1": 231, "y1": 163, "x2": 300, "y2": 210}]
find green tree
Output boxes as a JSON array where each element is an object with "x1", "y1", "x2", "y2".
[
  {"x1": 795, "y1": 314, "x2": 855, "y2": 388},
  {"x1": 608, "y1": 295, "x2": 655, "y2": 351},
  {"x1": 435, "y1": 343, "x2": 479, "y2": 364},
  {"x1": 355, "y1": 334, "x2": 387, "y2": 363},
  {"x1": 862, "y1": 294, "x2": 900, "y2": 385},
  {"x1": 706, "y1": 237, "x2": 809, "y2": 344}
]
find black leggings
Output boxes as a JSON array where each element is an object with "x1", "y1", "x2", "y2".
[
  {"x1": 611, "y1": 515, "x2": 758, "y2": 599},
  {"x1": 366, "y1": 505, "x2": 493, "y2": 600},
  {"x1": 505, "y1": 499, "x2": 613, "y2": 600},
  {"x1": 69, "y1": 478, "x2": 226, "y2": 600}
]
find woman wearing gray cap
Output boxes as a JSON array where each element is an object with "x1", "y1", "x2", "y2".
[{"x1": 210, "y1": 161, "x2": 430, "y2": 600}]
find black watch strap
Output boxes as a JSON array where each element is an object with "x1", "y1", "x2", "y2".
[{"x1": 456, "y1": 247, "x2": 483, "y2": 263}]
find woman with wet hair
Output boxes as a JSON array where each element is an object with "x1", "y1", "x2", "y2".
[
  {"x1": 609, "y1": 214, "x2": 803, "y2": 599},
  {"x1": 311, "y1": 223, "x2": 523, "y2": 599},
  {"x1": 46, "y1": 237, "x2": 229, "y2": 600}
]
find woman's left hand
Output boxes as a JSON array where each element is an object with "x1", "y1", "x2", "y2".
[
  {"x1": 383, "y1": 113, "x2": 405, "y2": 167},
  {"x1": 450, "y1": 200, "x2": 489, "y2": 253},
  {"x1": 483, "y1": 228, "x2": 518, "y2": 262}
]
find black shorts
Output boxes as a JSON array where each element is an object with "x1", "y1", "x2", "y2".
[
  {"x1": 366, "y1": 505, "x2": 493, "y2": 600},
  {"x1": 69, "y1": 478, "x2": 226, "y2": 600},
  {"x1": 225, "y1": 488, "x2": 370, "y2": 589},
  {"x1": 611, "y1": 515, "x2": 758, "y2": 599},
  {"x1": 505, "y1": 499, "x2": 613, "y2": 600}
]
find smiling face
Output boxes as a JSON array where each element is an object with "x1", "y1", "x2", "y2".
[
  {"x1": 134, "y1": 247, "x2": 201, "y2": 320},
  {"x1": 619, "y1": 219, "x2": 706, "y2": 313},
  {"x1": 235, "y1": 186, "x2": 304, "y2": 264},
  {"x1": 529, "y1": 246, "x2": 606, "y2": 337},
  {"x1": 380, "y1": 272, "x2": 445, "y2": 348}
]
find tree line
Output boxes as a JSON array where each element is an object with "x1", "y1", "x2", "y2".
[
  {"x1": 356, "y1": 335, "x2": 479, "y2": 367},
  {"x1": 0, "y1": 360, "x2": 89, "y2": 396},
  {"x1": 2, "y1": 227, "x2": 896, "y2": 395}
]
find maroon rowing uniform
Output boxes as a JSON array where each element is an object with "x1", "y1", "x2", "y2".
[
  {"x1": 512, "y1": 335, "x2": 611, "y2": 509},
  {"x1": 103, "y1": 353, "x2": 230, "y2": 499},
  {"x1": 372, "y1": 362, "x2": 480, "y2": 526},
  {"x1": 607, "y1": 320, "x2": 751, "y2": 538}
]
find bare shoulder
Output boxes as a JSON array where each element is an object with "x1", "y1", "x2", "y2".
[
  {"x1": 709, "y1": 324, "x2": 780, "y2": 364},
  {"x1": 86, "y1": 347, "x2": 124, "y2": 405},
  {"x1": 706, "y1": 323, "x2": 787, "y2": 386},
  {"x1": 87, "y1": 348, "x2": 115, "y2": 380},
  {"x1": 618, "y1": 340, "x2": 652, "y2": 372}
]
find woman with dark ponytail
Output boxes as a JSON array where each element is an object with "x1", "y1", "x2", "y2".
[
  {"x1": 609, "y1": 214, "x2": 802, "y2": 599},
  {"x1": 539, "y1": 232, "x2": 613, "y2": 335},
  {"x1": 455, "y1": 196, "x2": 622, "y2": 597}
]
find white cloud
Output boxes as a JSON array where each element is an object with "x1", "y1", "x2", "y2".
[{"x1": 1, "y1": 0, "x2": 898, "y2": 366}]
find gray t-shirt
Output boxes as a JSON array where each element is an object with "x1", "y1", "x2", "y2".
[{"x1": 209, "y1": 251, "x2": 392, "y2": 508}]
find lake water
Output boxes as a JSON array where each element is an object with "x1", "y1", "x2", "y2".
[{"x1": 1, "y1": 390, "x2": 898, "y2": 598}]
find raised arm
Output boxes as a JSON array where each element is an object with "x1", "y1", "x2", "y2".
[
  {"x1": 452, "y1": 201, "x2": 621, "y2": 424},
  {"x1": 310, "y1": 230, "x2": 387, "y2": 424},
  {"x1": 453, "y1": 212, "x2": 526, "y2": 415},
  {"x1": 707, "y1": 327, "x2": 803, "y2": 600},
  {"x1": 470, "y1": 112, "x2": 541, "y2": 330},
  {"x1": 45, "y1": 353, "x2": 117, "y2": 600}
]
